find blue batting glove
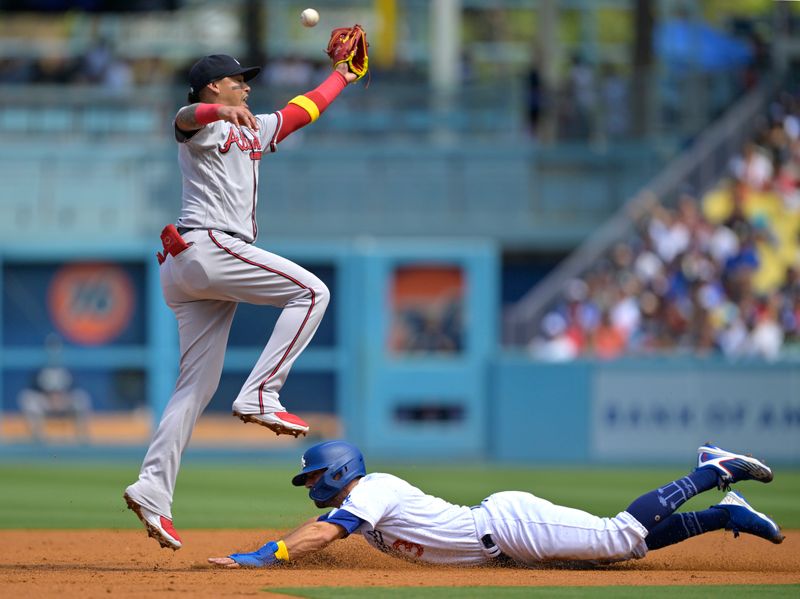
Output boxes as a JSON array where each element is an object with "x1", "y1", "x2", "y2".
[{"x1": 229, "y1": 541, "x2": 280, "y2": 567}]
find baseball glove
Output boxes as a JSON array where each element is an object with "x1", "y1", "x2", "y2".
[{"x1": 326, "y1": 24, "x2": 369, "y2": 81}]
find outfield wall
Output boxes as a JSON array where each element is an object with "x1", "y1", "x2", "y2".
[
  {"x1": 491, "y1": 357, "x2": 800, "y2": 465},
  {"x1": 1, "y1": 241, "x2": 798, "y2": 465}
]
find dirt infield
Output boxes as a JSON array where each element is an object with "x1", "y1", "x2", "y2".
[{"x1": 1, "y1": 530, "x2": 798, "y2": 598}]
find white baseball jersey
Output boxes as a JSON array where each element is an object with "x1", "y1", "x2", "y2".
[
  {"x1": 327, "y1": 473, "x2": 649, "y2": 566},
  {"x1": 333, "y1": 473, "x2": 488, "y2": 565},
  {"x1": 176, "y1": 114, "x2": 282, "y2": 242}
]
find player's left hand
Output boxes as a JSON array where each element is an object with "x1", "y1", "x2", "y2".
[
  {"x1": 335, "y1": 63, "x2": 358, "y2": 84},
  {"x1": 207, "y1": 556, "x2": 240, "y2": 568},
  {"x1": 208, "y1": 541, "x2": 282, "y2": 567}
]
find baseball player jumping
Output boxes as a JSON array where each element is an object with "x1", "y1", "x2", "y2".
[
  {"x1": 124, "y1": 51, "x2": 361, "y2": 550},
  {"x1": 209, "y1": 441, "x2": 783, "y2": 568}
]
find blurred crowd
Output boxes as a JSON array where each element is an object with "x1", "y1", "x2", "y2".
[
  {"x1": 0, "y1": 41, "x2": 421, "y2": 97},
  {"x1": 0, "y1": 39, "x2": 174, "y2": 89},
  {"x1": 0, "y1": 35, "x2": 332, "y2": 92},
  {"x1": 530, "y1": 92, "x2": 800, "y2": 361}
]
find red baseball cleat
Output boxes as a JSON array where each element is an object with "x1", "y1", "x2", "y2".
[
  {"x1": 233, "y1": 410, "x2": 309, "y2": 437},
  {"x1": 124, "y1": 492, "x2": 182, "y2": 550}
]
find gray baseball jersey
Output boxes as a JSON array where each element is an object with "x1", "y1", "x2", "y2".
[
  {"x1": 125, "y1": 112, "x2": 329, "y2": 521},
  {"x1": 175, "y1": 114, "x2": 281, "y2": 242}
]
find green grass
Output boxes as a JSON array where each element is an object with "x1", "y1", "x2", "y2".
[
  {"x1": 268, "y1": 587, "x2": 800, "y2": 599},
  {"x1": 0, "y1": 462, "x2": 798, "y2": 530},
  {"x1": 2, "y1": 462, "x2": 795, "y2": 596}
]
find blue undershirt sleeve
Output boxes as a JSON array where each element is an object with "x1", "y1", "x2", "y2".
[{"x1": 316, "y1": 509, "x2": 364, "y2": 536}]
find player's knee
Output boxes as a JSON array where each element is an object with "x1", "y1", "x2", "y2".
[{"x1": 312, "y1": 281, "x2": 330, "y2": 312}]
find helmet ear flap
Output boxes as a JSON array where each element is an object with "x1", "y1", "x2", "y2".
[
  {"x1": 309, "y1": 472, "x2": 339, "y2": 502},
  {"x1": 295, "y1": 441, "x2": 366, "y2": 502},
  {"x1": 330, "y1": 464, "x2": 351, "y2": 481}
]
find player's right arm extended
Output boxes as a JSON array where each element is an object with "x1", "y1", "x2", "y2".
[
  {"x1": 175, "y1": 103, "x2": 259, "y2": 133},
  {"x1": 282, "y1": 520, "x2": 347, "y2": 558}
]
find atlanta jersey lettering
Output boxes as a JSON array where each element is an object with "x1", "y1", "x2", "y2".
[{"x1": 175, "y1": 112, "x2": 281, "y2": 243}]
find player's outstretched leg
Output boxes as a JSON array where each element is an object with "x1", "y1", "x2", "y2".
[
  {"x1": 644, "y1": 490, "x2": 784, "y2": 549},
  {"x1": 624, "y1": 464, "x2": 719, "y2": 532},
  {"x1": 625, "y1": 444, "x2": 773, "y2": 534}
]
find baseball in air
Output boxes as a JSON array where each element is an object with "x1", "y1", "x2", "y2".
[{"x1": 300, "y1": 8, "x2": 319, "y2": 28}]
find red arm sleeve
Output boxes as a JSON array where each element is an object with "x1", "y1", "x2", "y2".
[{"x1": 275, "y1": 71, "x2": 347, "y2": 143}]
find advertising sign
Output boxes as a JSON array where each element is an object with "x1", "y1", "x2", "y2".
[{"x1": 592, "y1": 367, "x2": 800, "y2": 461}]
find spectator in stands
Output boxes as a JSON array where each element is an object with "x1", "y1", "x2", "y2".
[
  {"x1": 102, "y1": 57, "x2": 134, "y2": 93},
  {"x1": 525, "y1": 61, "x2": 543, "y2": 138},
  {"x1": 778, "y1": 265, "x2": 800, "y2": 347},
  {"x1": 560, "y1": 53, "x2": 596, "y2": 140},
  {"x1": 600, "y1": 63, "x2": 629, "y2": 140},
  {"x1": 590, "y1": 309, "x2": 626, "y2": 359},
  {"x1": 76, "y1": 37, "x2": 134, "y2": 93},
  {"x1": 730, "y1": 141, "x2": 773, "y2": 190},
  {"x1": 610, "y1": 278, "x2": 642, "y2": 339},
  {"x1": 31, "y1": 54, "x2": 77, "y2": 84},
  {"x1": 649, "y1": 203, "x2": 690, "y2": 264},
  {"x1": 747, "y1": 294, "x2": 784, "y2": 360},
  {"x1": 80, "y1": 37, "x2": 115, "y2": 84},
  {"x1": 528, "y1": 312, "x2": 579, "y2": 362},
  {"x1": 17, "y1": 334, "x2": 92, "y2": 443},
  {"x1": 531, "y1": 106, "x2": 800, "y2": 360}
]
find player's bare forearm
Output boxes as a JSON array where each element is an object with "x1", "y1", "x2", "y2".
[
  {"x1": 207, "y1": 520, "x2": 344, "y2": 568},
  {"x1": 175, "y1": 104, "x2": 206, "y2": 132},
  {"x1": 283, "y1": 520, "x2": 345, "y2": 559},
  {"x1": 175, "y1": 103, "x2": 259, "y2": 132}
]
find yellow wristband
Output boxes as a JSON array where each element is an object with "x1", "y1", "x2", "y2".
[
  {"x1": 289, "y1": 95, "x2": 320, "y2": 122},
  {"x1": 274, "y1": 539, "x2": 290, "y2": 561}
]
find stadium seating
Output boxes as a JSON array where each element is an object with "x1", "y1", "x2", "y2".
[{"x1": 528, "y1": 94, "x2": 800, "y2": 360}]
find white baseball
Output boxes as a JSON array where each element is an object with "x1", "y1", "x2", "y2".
[{"x1": 300, "y1": 8, "x2": 319, "y2": 28}]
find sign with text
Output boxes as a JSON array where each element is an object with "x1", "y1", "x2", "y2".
[{"x1": 591, "y1": 368, "x2": 800, "y2": 461}]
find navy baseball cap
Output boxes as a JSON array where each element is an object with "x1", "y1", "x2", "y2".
[{"x1": 188, "y1": 54, "x2": 261, "y2": 95}]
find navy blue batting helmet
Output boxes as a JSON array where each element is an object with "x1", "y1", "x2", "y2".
[{"x1": 291, "y1": 441, "x2": 366, "y2": 502}]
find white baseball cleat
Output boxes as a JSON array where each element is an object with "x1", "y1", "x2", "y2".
[
  {"x1": 233, "y1": 410, "x2": 309, "y2": 438},
  {"x1": 124, "y1": 492, "x2": 182, "y2": 550},
  {"x1": 696, "y1": 443, "x2": 773, "y2": 490}
]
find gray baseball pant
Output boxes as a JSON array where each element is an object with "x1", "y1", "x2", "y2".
[{"x1": 126, "y1": 229, "x2": 329, "y2": 518}]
